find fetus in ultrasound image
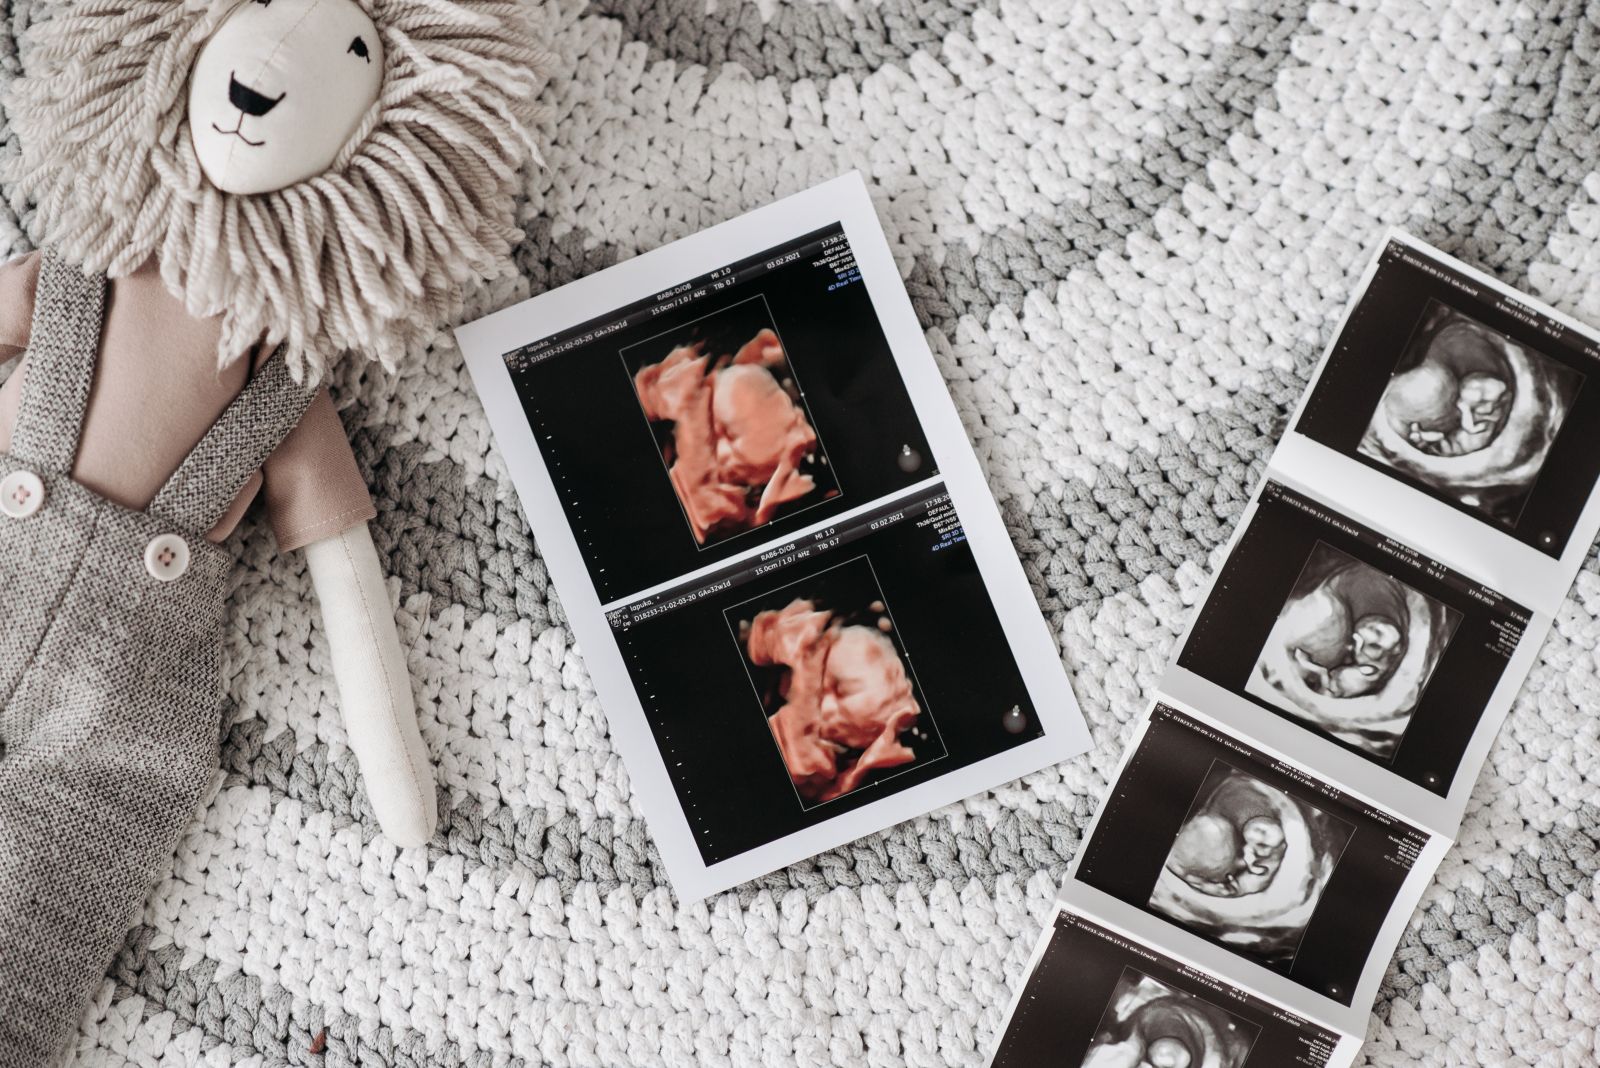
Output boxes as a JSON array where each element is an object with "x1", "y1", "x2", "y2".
[
  {"x1": 1149, "y1": 766, "x2": 1354, "y2": 969},
  {"x1": 1080, "y1": 970, "x2": 1258, "y2": 1068},
  {"x1": 1246, "y1": 543, "x2": 1460, "y2": 759},
  {"x1": 1359, "y1": 301, "x2": 1581, "y2": 526},
  {"x1": 730, "y1": 559, "x2": 942, "y2": 807},
  {"x1": 627, "y1": 298, "x2": 839, "y2": 547}
]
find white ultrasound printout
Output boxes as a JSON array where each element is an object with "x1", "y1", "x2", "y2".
[{"x1": 457, "y1": 173, "x2": 1089, "y2": 902}]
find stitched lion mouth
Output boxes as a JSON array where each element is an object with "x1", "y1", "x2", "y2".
[{"x1": 210, "y1": 121, "x2": 265, "y2": 147}]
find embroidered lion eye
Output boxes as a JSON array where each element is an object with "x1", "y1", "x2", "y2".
[{"x1": 348, "y1": 36, "x2": 370, "y2": 61}]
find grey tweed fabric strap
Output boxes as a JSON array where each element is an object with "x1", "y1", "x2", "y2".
[
  {"x1": 147, "y1": 347, "x2": 317, "y2": 534},
  {"x1": 8, "y1": 250, "x2": 105, "y2": 474}
]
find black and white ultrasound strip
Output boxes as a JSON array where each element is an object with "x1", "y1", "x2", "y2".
[
  {"x1": 1062, "y1": 699, "x2": 1448, "y2": 1044},
  {"x1": 1170, "y1": 231, "x2": 1589, "y2": 834},
  {"x1": 987, "y1": 902, "x2": 1360, "y2": 1068},
  {"x1": 1020, "y1": 232, "x2": 1599, "y2": 1061},
  {"x1": 1277, "y1": 229, "x2": 1600, "y2": 614},
  {"x1": 1163, "y1": 474, "x2": 1548, "y2": 836}
]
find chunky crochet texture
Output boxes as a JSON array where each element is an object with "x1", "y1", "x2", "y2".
[{"x1": 0, "y1": 0, "x2": 1597, "y2": 1064}]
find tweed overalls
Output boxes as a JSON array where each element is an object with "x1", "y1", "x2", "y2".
[{"x1": 0, "y1": 252, "x2": 315, "y2": 1064}]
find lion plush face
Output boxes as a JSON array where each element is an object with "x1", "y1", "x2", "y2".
[
  {"x1": 188, "y1": 0, "x2": 385, "y2": 195},
  {"x1": 4, "y1": 0, "x2": 546, "y2": 378}
]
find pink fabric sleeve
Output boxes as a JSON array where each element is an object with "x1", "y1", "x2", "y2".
[
  {"x1": 0, "y1": 252, "x2": 41, "y2": 361},
  {"x1": 261, "y1": 388, "x2": 376, "y2": 552}
]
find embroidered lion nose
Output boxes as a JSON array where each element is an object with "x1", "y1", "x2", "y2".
[{"x1": 228, "y1": 73, "x2": 284, "y2": 117}]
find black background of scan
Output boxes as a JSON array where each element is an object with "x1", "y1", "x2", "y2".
[
  {"x1": 1176, "y1": 483, "x2": 1527, "y2": 796},
  {"x1": 990, "y1": 911, "x2": 1338, "y2": 1068},
  {"x1": 1075, "y1": 706, "x2": 1431, "y2": 1006},
  {"x1": 1293, "y1": 242, "x2": 1600, "y2": 557},
  {"x1": 509, "y1": 228, "x2": 935, "y2": 603},
  {"x1": 614, "y1": 508, "x2": 1039, "y2": 866}
]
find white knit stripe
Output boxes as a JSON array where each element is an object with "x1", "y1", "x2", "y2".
[
  {"x1": 1361, "y1": 885, "x2": 1600, "y2": 1066},
  {"x1": 957, "y1": 1, "x2": 1516, "y2": 494},
  {"x1": 134, "y1": 782, "x2": 1061, "y2": 1065},
  {"x1": 523, "y1": 0, "x2": 1247, "y2": 264}
]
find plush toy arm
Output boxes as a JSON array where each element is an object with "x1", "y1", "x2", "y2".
[{"x1": 303, "y1": 522, "x2": 437, "y2": 848}]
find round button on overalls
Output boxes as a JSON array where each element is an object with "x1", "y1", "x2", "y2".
[
  {"x1": 144, "y1": 533, "x2": 190, "y2": 582},
  {"x1": 0, "y1": 470, "x2": 44, "y2": 518}
]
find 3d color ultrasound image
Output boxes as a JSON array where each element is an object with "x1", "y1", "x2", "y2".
[
  {"x1": 625, "y1": 296, "x2": 839, "y2": 548},
  {"x1": 729, "y1": 558, "x2": 943, "y2": 807},
  {"x1": 1245, "y1": 542, "x2": 1460, "y2": 759},
  {"x1": 1149, "y1": 765, "x2": 1353, "y2": 970},
  {"x1": 1358, "y1": 300, "x2": 1582, "y2": 527},
  {"x1": 1080, "y1": 970, "x2": 1259, "y2": 1068}
]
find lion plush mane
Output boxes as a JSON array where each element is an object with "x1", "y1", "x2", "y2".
[{"x1": 2, "y1": 0, "x2": 547, "y2": 379}]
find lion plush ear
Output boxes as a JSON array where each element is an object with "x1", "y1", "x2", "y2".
[{"x1": 3, "y1": 0, "x2": 549, "y2": 380}]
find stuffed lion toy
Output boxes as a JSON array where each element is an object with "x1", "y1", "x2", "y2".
[{"x1": 0, "y1": 0, "x2": 546, "y2": 1060}]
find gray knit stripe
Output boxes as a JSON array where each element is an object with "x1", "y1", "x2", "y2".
[
  {"x1": 1406, "y1": 0, "x2": 1597, "y2": 291},
  {"x1": 354, "y1": 428, "x2": 559, "y2": 630},
  {"x1": 107, "y1": 926, "x2": 528, "y2": 1068},
  {"x1": 510, "y1": 215, "x2": 622, "y2": 302},
  {"x1": 1377, "y1": 807, "x2": 1600, "y2": 1014},
  {"x1": 586, "y1": 0, "x2": 989, "y2": 82},
  {"x1": 217, "y1": 714, "x2": 1096, "y2": 903}
]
